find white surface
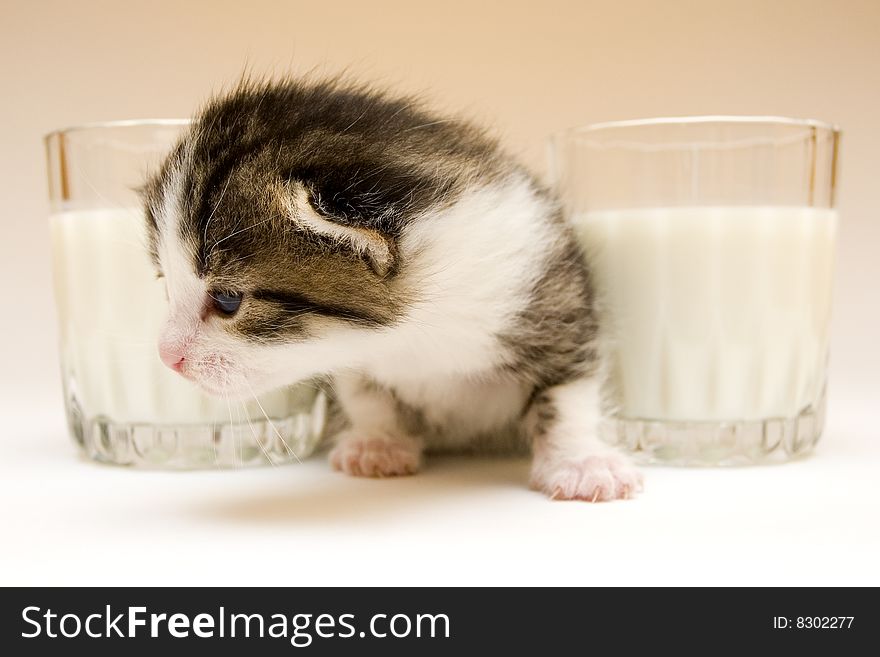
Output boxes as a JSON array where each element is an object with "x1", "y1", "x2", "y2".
[
  {"x1": 577, "y1": 206, "x2": 837, "y2": 420},
  {"x1": 1, "y1": 388, "x2": 877, "y2": 586},
  {"x1": 2, "y1": 0, "x2": 879, "y2": 589}
]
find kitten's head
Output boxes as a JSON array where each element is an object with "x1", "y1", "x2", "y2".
[{"x1": 142, "y1": 78, "x2": 503, "y2": 397}]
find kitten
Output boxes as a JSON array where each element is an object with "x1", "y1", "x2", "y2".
[{"x1": 143, "y1": 78, "x2": 642, "y2": 501}]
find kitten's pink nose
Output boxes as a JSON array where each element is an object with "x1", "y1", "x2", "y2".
[{"x1": 159, "y1": 343, "x2": 185, "y2": 372}]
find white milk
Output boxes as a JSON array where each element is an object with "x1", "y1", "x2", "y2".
[
  {"x1": 50, "y1": 208, "x2": 297, "y2": 424},
  {"x1": 575, "y1": 206, "x2": 837, "y2": 422}
]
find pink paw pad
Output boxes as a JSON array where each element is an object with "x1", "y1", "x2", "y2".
[
  {"x1": 329, "y1": 433, "x2": 421, "y2": 478},
  {"x1": 531, "y1": 454, "x2": 643, "y2": 502}
]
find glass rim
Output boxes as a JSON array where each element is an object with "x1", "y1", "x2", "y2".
[
  {"x1": 555, "y1": 115, "x2": 840, "y2": 139},
  {"x1": 44, "y1": 118, "x2": 192, "y2": 142}
]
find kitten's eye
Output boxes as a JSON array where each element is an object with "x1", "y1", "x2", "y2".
[{"x1": 212, "y1": 290, "x2": 244, "y2": 316}]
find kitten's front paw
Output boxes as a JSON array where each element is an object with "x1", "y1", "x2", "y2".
[
  {"x1": 329, "y1": 431, "x2": 422, "y2": 478},
  {"x1": 530, "y1": 453, "x2": 643, "y2": 502}
]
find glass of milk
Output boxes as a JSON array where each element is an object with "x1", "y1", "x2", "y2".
[
  {"x1": 45, "y1": 121, "x2": 327, "y2": 468},
  {"x1": 550, "y1": 116, "x2": 840, "y2": 465}
]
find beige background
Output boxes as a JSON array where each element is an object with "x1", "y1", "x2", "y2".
[
  {"x1": 2, "y1": 0, "x2": 879, "y2": 587},
  {"x1": 2, "y1": 0, "x2": 878, "y2": 408}
]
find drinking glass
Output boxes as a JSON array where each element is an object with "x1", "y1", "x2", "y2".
[
  {"x1": 550, "y1": 116, "x2": 840, "y2": 465},
  {"x1": 45, "y1": 121, "x2": 326, "y2": 468}
]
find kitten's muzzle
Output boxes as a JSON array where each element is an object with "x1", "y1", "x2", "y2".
[{"x1": 158, "y1": 343, "x2": 186, "y2": 373}]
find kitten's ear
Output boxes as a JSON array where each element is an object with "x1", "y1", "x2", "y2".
[{"x1": 281, "y1": 183, "x2": 396, "y2": 278}]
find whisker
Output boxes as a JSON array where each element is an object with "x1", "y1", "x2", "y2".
[
  {"x1": 386, "y1": 100, "x2": 415, "y2": 122},
  {"x1": 400, "y1": 119, "x2": 455, "y2": 133},
  {"x1": 339, "y1": 161, "x2": 395, "y2": 194},
  {"x1": 223, "y1": 391, "x2": 238, "y2": 469},
  {"x1": 233, "y1": 392, "x2": 244, "y2": 467},
  {"x1": 77, "y1": 333, "x2": 164, "y2": 344},
  {"x1": 241, "y1": 398, "x2": 276, "y2": 467},
  {"x1": 210, "y1": 217, "x2": 275, "y2": 249},
  {"x1": 341, "y1": 108, "x2": 370, "y2": 133},
  {"x1": 217, "y1": 392, "x2": 229, "y2": 469},
  {"x1": 218, "y1": 252, "x2": 255, "y2": 268},
  {"x1": 203, "y1": 174, "x2": 232, "y2": 252},
  {"x1": 71, "y1": 164, "x2": 144, "y2": 223},
  {"x1": 245, "y1": 380, "x2": 302, "y2": 464}
]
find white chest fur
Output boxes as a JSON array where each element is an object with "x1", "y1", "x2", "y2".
[
  {"x1": 354, "y1": 175, "x2": 552, "y2": 446},
  {"x1": 393, "y1": 374, "x2": 533, "y2": 447}
]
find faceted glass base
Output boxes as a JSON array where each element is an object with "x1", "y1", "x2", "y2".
[
  {"x1": 64, "y1": 390, "x2": 328, "y2": 469},
  {"x1": 601, "y1": 394, "x2": 826, "y2": 466}
]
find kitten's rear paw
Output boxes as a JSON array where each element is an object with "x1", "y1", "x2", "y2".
[
  {"x1": 329, "y1": 431, "x2": 422, "y2": 478},
  {"x1": 530, "y1": 453, "x2": 643, "y2": 502}
]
